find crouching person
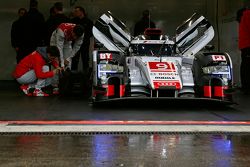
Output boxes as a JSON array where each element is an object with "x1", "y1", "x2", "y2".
[
  {"x1": 13, "y1": 46, "x2": 62, "y2": 96},
  {"x1": 50, "y1": 23, "x2": 84, "y2": 69}
]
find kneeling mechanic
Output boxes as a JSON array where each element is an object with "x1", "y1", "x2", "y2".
[{"x1": 13, "y1": 46, "x2": 63, "y2": 96}]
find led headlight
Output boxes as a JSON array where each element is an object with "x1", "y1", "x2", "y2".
[
  {"x1": 181, "y1": 66, "x2": 192, "y2": 80},
  {"x1": 99, "y1": 64, "x2": 123, "y2": 72},
  {"x1": 202, "y1": 66, "x2": 229, "y2": 74}
]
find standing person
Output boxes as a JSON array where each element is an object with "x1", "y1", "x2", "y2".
[
  {"x1": 13, "y1": 46, "x2": 62, "y2": 97},
  {"x1": 22, "y1": 0, "x2": 46, "y2": 56},
  {"x1": 45, "y1": 2, "x2": 70, "y2": 45},
  {"x1": 71, "y1": 6, "x2": 94, "y2": 75},
  {"x1": 50, "y1": 23, "x2": 84, "y2": 69},
  {"x1": 11, "y1": 8, "x2": 27, "y2": 63},
  {"x1": 134, "y1": 9, "x2": 156, "y2": 37},
  {"x1": 238, "y1": 0, "x2": 250, "y2": 94}
]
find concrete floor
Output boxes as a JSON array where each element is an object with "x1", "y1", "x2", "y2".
[
  {"x1": 1, "y1": 81, "x2": 250, "y2": 166},
  {"x1": 0, "y1": 81, "x2": 250, "y2": 122}
]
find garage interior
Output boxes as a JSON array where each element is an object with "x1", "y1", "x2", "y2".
[
  {"x1": 0, "y1": 0, "x2": 250, "y2": 166},
  {"x1": 0, "y1": 0, "x2": 242, "y2": 84}
]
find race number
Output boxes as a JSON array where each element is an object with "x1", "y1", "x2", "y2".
[{"x1": 148, "y1": 62, "x2": 176, "y2": 72}]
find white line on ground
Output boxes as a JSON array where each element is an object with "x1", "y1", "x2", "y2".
[{"x1": 0, "y1": 125, "x2": 250, "y2": 133}]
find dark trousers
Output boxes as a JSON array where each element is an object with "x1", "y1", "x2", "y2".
[
  {"x1": 240, "y1": 48, "x2": 250, "y2": 91},
  {"x1": 70, "y1": 47, "x2": 92, "y2": 96},
  {"x1": 71, "y1": 45, "x2": 89, "y2": 74}
]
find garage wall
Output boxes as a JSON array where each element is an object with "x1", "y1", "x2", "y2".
[
  {"x1": 218, "y1": 0, "x2": 243, "y2": 86},
  {"x1": 0, "y1": 0, "x2": 242, "y2": 84}
]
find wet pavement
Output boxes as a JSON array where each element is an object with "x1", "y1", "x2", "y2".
[
  {"x1": 0, "y1": 81, "x2": 250, "y2": 122},
  {"x1": 1, "y1": 134, "x2": 250, "y2": 167},
  {"x1": 1, "y1": 81, "x2": 250, "y2": 166}
]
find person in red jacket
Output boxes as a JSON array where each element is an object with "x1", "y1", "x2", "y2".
[
  {"x1": 238, "y1": 1, "x2": 250, "y2": 94},
  {"x1": 13, "y1": 46, "x2": 62, "y2": 96}
]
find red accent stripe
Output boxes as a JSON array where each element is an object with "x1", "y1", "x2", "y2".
[
  {"x1": 120, "y1": 85, "x2": 125, "y2": 97},
  {"x1": 104, "y1": 85, "x2": 114, "y2": 97},
  {"x1": 151, "y1": 70, "x2": 176, "y2": 72},
  {"x1": 204, "y1": 86, "x2": 212, "y2": 97},
  {"x1": 1, "y1": 120, "x2": 250, "y2": 125},
  {"x1": 93, "y1": 89, "x2": 105, "y2": 96},
  {"x1": 214, "y1": 86, "x2": 227, "y2": 97}
]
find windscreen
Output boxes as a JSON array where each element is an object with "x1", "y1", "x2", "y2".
[{"x1": 131, "y1": 44, "x2": 173, "y2": 56}]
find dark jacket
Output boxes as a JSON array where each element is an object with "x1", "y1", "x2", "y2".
[
  {"x1": 11, "y1": 16, "x2": 26, "y2": 48},
  {"x1": 71, "y1": 17, "x2": 93, "y2": 47},
  {"x1": 134, "y1": 17, "x2": 156, "y2": 36},
  {"x1": 22, "y1": 8, "x2": 45, "y2": 48}
]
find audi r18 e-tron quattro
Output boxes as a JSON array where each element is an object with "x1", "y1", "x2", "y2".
[{"x1": 90, "y1": 11, "x2": 233, "y2": 104}]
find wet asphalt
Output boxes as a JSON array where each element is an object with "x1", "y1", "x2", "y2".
[
  {"x1": 1, "y1": 81, "x2": 250, "y2": 166},
  {"x1": 1, "y1": 134, "x2": 250, "y2": 167},
  {"x1": 0, "y1": 85, "x2": 250, "y2": 122}
]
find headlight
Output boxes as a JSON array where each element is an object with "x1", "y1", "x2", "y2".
[
  {"x1": 181, "y1": 66, "x2": 192, "y2": 80},
  {"x1": 99, "y1": 64, "x2": 123, "y2": 72},
  {"x1": 202, "y1": 66, "x2": 229, "y2": 74}
]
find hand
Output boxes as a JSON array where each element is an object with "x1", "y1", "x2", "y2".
[
  {"x1": 53, "y1": 68, "x2": 60, "y2": 75},
  {"x1": 64, "y1": 59, "x2": 69, "y2": 66},
  {"x1": 56, "y1": 67, "x2": 63, "y2": 71},
  {"x1": 56, "y1": 67, "x2": 63, "y2": 74}
]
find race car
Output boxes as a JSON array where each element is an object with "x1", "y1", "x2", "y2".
[{"x1": 91, "y1": 11, "x2": 233, "y2": 104}]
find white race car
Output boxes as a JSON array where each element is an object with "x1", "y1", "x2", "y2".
[{"x1": 91, "y1": 12, "x2": 233, "y2": 104}]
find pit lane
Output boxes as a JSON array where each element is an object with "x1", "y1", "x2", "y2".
[{"x1": 0, "y1": 81, "x2": 249, "y2": 134}]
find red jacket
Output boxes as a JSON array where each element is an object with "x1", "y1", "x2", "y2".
[
  {"x1": 58, "y1": 23, "x2": 76, "y2": 41},
  {"x1": 13, "y1": 49, "x2": 59, "y2": 79},
  {"x1": 239, "y1": 9, "x2": 250, "y2": 49}
]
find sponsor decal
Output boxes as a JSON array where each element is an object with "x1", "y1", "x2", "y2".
[
  {"x1": 143, "y1": 40, "x2": 165, "y2": 44},
  {"x1": 150, "y1": 72, "x2": 178, "y2": 76},
  {"x1": 100, "y1": 53, "x2": 113, "y2": 60},
  {"x1": 148, "y1": 62, "x2": 176, "y2": 72},
  {"x1": 153, "y1": 81, "x2": 181, "y2": 89},
  {"x1": 147, "y1": 62, "x2": 182, "y2": 89},
  {"x1": 212, "y1": 55, "x2": 226, "y2": 61},
  {"x1": 154, "y1": 76, "x2": 176, "y2": 80}
]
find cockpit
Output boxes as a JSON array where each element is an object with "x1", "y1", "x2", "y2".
[
  {"x1": 129, "y1": 28, "x2": 175, "y2": 56},
  {"x1": 129, "y1": 43, "x2": 174, "y2": 56}
]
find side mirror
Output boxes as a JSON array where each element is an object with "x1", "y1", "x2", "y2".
[
  {"x1": 94, "y1": 42, "x2": 104, "y2": 49},
  {"x1": 204, "y1": 45, "x2": 214, "y2": 51}
]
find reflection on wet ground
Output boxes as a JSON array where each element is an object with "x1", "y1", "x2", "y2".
[{"x1": 0, "y1": 134, "x2": 250, "y2": 167}]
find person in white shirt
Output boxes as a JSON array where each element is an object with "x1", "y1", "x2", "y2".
[{"x1": 50, "y1": 23, "x2": 84, "y2": 69}]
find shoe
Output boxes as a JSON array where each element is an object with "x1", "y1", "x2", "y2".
[
  {"x1": 33, "y1": 88, "x2": 49, "y2": 97},
  {"x1": 52, "y1": 87, "x2": 59, "y2": 95},
  {"x1": 20, "y1": 85, "x2": 32, "y2": 96}
]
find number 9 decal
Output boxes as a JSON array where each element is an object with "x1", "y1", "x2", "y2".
[{"x1": 156, "y1": 63, "x2": 168, "y2": 69}]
